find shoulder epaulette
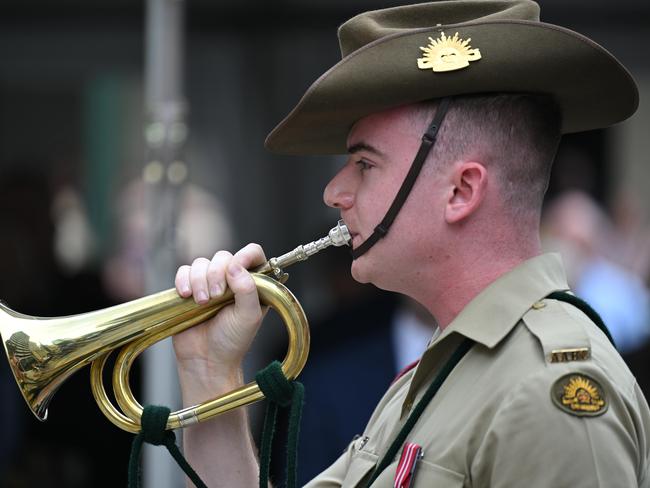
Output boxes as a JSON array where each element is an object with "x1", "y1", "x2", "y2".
[{"x1": 522, "y1": 299, "x2": 592, "y2": 364}]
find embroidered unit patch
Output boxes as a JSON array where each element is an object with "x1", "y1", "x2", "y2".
[
  {"x1": 551, "y1": 373, "x2": 608, "y2": 417},
  {"x1": 417, "y1": 32, "x2": 481, "y2": 72}
]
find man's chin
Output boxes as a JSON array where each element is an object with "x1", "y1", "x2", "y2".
[{"x1": 350, "y1": 259, "x2": 372, "y2": 284}]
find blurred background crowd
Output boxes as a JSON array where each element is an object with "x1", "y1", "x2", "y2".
[{"x1": 0, "y1": 0, "x2": 648, "y2": 486}]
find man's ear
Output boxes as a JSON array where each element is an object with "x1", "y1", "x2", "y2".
[{"x1": 444, "y1": 162, "x2": 488, "y2": 224}]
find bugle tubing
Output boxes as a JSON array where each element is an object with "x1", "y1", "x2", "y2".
[{"x1": 1, "y1": 221, "x2": 350, "y2": 433}]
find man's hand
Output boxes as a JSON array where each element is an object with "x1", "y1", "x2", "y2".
[
  {"x1": 173, "y1": 243, "x2": 267, "y2": 403},
  {"x1": 172, "y1": 244, "x2": 270, "y2": 487}
]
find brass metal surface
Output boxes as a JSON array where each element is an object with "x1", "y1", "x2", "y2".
[
  {"x1": 1, "y1": 221, "x2": 350, "y2": 433},
  {"x1": 417, "y1": 32, "x2": 482, "y2": 73},
  {"x1": 549, "y1": 347, "x2": 591, "y2": 363}
]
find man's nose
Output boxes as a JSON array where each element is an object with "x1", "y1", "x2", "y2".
[{"x1": 323, "y1": 164, "x2": 355, "y2": 210}]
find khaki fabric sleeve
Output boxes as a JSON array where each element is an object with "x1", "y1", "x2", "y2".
[{"x1": 471, "y1": 369, "x2": 647, "y2": 488}]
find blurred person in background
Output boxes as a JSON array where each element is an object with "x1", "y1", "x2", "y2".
[
  {"x1": 611, "y1": 190, "x2": 650, "y2": 290},
  {"x1": 102, "y1": 178, "x2": 233, "y2": 302},
  {"x1": 609, "y1": 189, "x2": 650, "y2": 397},
  {"x1": 542, "y1": 190, "x2": 650, "y2": 355}
]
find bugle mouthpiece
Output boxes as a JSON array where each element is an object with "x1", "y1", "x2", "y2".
[
  {"x1": 258, "y1": 220, "x2": 351, "y2": 278},
  {"x1": 327, "y1": 220, "x2": 352, "y2": 248}
]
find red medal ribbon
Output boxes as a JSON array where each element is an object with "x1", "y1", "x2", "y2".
[{"x1": 394, "y1": 442, "x2": 423, "y2": 488}]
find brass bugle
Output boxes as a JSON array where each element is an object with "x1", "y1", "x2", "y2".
[{"x1": 0, "y1": 220, "x2": 351, "y2": 433}]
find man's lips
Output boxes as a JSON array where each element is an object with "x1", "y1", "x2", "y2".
[{"x1": 340, "y1": 220, "x2": 359, "y2": 247}]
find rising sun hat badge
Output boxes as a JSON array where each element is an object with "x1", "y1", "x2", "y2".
[{"x1": 417, "y1": 31, "x2": 482, "y2": 72}]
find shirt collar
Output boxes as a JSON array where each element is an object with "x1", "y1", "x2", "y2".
[
  {"x1": 399, "y1": 253, "x2": 570, "y2": 418},
  {"x1": 434, "y1": 253, "x2": 570, "y2": 349}
]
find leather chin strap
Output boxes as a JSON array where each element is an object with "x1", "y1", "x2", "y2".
[{"x1": 351, "y1": 97, "x2": 452, "y2": 260}]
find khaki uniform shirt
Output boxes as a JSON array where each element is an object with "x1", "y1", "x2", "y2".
[{"x1": 306, "y1": 254, "x2": 650, "y2": 488}]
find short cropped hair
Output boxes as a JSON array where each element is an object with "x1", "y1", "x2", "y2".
[{"x1": 416, "y1": 94, "x2": 562, "y2": 220}]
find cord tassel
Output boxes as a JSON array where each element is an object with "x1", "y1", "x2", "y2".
[
  {"x1": 256, "y1": 361, "x2": 305, "y2": 488},
  {"x1": 128, "y1": 405, "x2": 207, "y2": 488}
]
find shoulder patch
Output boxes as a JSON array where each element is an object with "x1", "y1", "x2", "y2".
[{"x1": 551, "y1": 373, "x2": 608, "y2": 417}]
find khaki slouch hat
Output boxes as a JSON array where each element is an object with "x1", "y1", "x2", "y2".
[{"x1": 265, "y1": 0, "x2": 638, "y2": 155}]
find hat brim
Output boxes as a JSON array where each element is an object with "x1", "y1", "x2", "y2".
[{"x1": 265, "y1": 20, "x2": 638, "y2": 155}]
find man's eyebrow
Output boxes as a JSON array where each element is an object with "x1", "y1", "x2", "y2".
[{"x1": 347, "y1": 142, "x2": 385, "y2": 158}]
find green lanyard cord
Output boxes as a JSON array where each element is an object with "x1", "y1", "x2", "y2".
[
  {"x1": 128, "y1": 405, "x2": 208, "y2": 488},
  {"x1": 364, "y1": 337, "x2": 475, "y2": 487},
  {"x1": 127, "y1": 360, "x2": 304, "y2": 488},
  {"x1": 256, "y1": 360, "x2": 305, "y2": 488}
]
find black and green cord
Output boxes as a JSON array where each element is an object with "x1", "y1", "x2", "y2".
[{"x1": 128, "y1": 361, "x2": 304, "y2": 488}]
